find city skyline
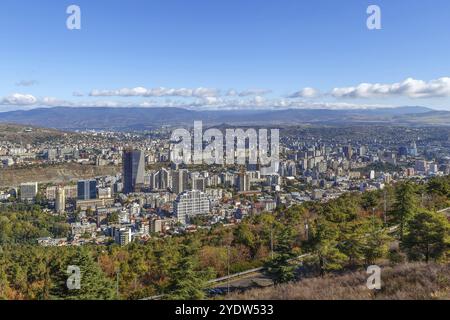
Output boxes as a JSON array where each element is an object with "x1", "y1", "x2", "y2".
[{"x1": 1, "y1": 0, "x2": 450, "y2": 112}]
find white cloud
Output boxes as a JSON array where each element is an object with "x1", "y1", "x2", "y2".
[
  {"x1": 89, "y1": 87, "x2": 274, "y2": 98},
  {"x1": 5, "y1": 77, "x2": 450, "y2": 111},
  {"x1": 237, "y1": 89, "x2": 272, "y2": 97},
  {"x1": 289, "y1": 87, "x2": 319, "y2": 98},
  {"x1": 90, "y1": 86, "x2": 219, "y2": 98},
  {"x1": 176, "y1": 96, "x2": 388, "y2": 110},
  {"x1": 1, "y1": 93, "x2": 390, "y2": 110},
  {"x1": 332, "y1": 77, "x2": 450, "y2": 99},
  {"x1": 226, "y1": 89, "x2": 238, "y2": 97},
  {"x1": 15, "y1": 80, "x2": 39, "y2": 87},
  {"x1": 1, "y1": 93, "x2": 38, "y2": 105}
]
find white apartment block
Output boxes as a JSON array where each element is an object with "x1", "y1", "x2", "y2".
[{"x1": 174, "y1": 190, "x2": 210, "y2": 224}]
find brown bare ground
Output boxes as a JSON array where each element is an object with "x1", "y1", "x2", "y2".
[
  {"x1": 226, "y1": 263, "x2": 449, "y2": 300},
  {"x1": 0, "y1": 163, "x2": 119, "y2": 187}
]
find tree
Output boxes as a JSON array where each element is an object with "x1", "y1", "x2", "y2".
[
  {"x1": 0, "y1": 250, "x2": 10, "y2": 300},
  {"x1": 0, "y1": 216, "x2": 12, "y2": 244},
  {"x1": 50, "y1": 248, "x2": 116, "y2": 300},
  {"x1": 308, "y1": 218, "x2": 347, "y2": 276},
  {"x1": 34, "y1": 192, "x2": 44, "y2": 205},
  {"x1": 361, "y1": 216, "x2": 391, "y2": 265},
  {"x1": 266, "y1": 227, "x2": 297, "y2": 284},
  {"x1": 402, "y1": 210, "x2": 450, "y2": 263},
  {"x1": 0, "y1": 269, "x2": 9, "y2": 299},
  {"x1": 427, "y1": 177, "x2": 450, "y2": 198},
  {"x1": 165, "y1": 246, "x2": 212, "y2": 300},
  {"x1": 426, "y1": 177, "x2": 450, "y2": 210},
  {"x1": 234, "y1": 223, "x2": 256, "y2": 251},
  {"x1": 337, "y1": 219, "x2": 366, "y2": 266},
  {"x1": 392, "y1": 182, "x2": 419, "y2": 240},
  {"x1": 198, "y1": 246, "x2": 227, "y2": 277},
  {"x1": 361, "y1": 191, "x2": 378, "y2": 211}
]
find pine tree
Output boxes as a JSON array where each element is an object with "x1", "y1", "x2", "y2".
[
  {"x1": 427, "y1": 177, "x2": 450, "y2": 197},
  {"x1": 361, "y1": 191, "x2": 378, "y2": 211},
  {"x1": 309, "y1": 218, "x2": 347, "y2": 276},
  {"x1": 392, "y1": 182, "x2": 419, "y2": 240},
  {"x1": 337, "y1": 219, "x2": 366, "y2": 266},
  {"x1": 50, "y1": 248, "x2": 116, "y2": 300},
  {"x1": 402, "y1": 210, "x2": 450, "y2": 263},
  {"x1": 361, "y1": 215, "x2": 391, "y2": 265},
  {"x1": 165, "y1": 247, "x2": 212, "y2": 300},
  {"x1": 266, "y1": 227, "x2": 297, "y2": 284}
]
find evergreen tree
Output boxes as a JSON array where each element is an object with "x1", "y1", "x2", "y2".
[
  {"x1": 427, "y1": 177, "x2": 450, "y2": 197},
  {"x1": 402, "y1": 210, "x2": 450, "y2": 263},
  {"x1": 337, "y1": 219, "x2": 366, "y2": 266},
  {"x1": 165, "y1": 246, "x2": 212, "y2": 300},
  {"x1": 361, "y1": 191, "x2": 378, "y2": 211},
  {"x1": 50, "y1": 248, "x2": 116, "y2": 300},
  {"x1": 266, "y1": 227, "x2": 297, "y2": 284},
  {"x1": 308, "y1": 218, "x2": 347, "y2": 276},
  {"x1": 392, "y1": 182, "x2": 419, "y2": 240},
  {"x1": 361, "y1": 215, "x2": 391, "y2": 265}
]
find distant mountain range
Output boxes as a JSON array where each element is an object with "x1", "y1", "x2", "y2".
[{"x1": 1, "y1": 106, "x2": 449, "y2": 130}]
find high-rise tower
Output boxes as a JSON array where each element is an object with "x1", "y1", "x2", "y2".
[{"x1": 123, "y1": 148, "x2": 145, "y2": 194}]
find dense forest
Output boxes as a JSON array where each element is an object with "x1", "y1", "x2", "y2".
[{"x1": 0, "y1": 176, "x2": 449, "y2": 300}]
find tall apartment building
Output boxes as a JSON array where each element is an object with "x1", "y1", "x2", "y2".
[
  {"x1": 280, "y1": 161, "x2": 297, "y2": 177},
  {"x1": 55, "y1": 186, "x2": 66, "y2": 214},
  {"x1": 343, "y1": 145, "x2": 353, "y2": 160},
  {"x1": 415, "y1": 160, "x2": 428, "y2": 173},
  {"x1": 153, "y1": 168, "x2": 170, "y2": 190},
  {"x1": 174, "y1": 190, "x2": 210, "y2": 224},
  {"x1": 114, "y1": 227, "x2": 132, "y2": 246},
  {"x1": 171, "y1": 169, "x2": 189, "y2": 194},
  {"x1": 192, "y1": 176, "x2": 206, "y2": 192},
  {"x1": 122, "y1": 148, "x2": 145, "y2": 194},
  {"x1": 46, "y1": 185, "x2": 78, "y2": 200},
  {"x1": 77, "y1": 179, "x2": 97, "y2": 200},
  {"x1": 237, "y1": 171, "x2": 251, "y2": 192},
  {"x1": 64, "y1": 185, "x2": 78, "y2": 199},
  {"x1": 20, "y1": 182, "x2": 38, "y2": 202}
]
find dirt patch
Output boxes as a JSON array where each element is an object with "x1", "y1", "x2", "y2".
[{"x1": 0, "y1": 163, "x2": 119, "y2": 187}]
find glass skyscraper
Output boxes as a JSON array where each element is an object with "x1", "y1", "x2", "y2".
[
  {"x1": 122, "y1": 149, "x2": 145, "y2": 194},
  {"x1": 77, "y1": 179, "x2": 97, "y2": 200}
]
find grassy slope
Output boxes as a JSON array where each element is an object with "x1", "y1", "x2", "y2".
[{"x1": 226, "y1": 263, "x2": 449, "y2": 300}]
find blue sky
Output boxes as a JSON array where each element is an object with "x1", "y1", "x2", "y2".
[{"x1": 1, "y1": 0, "x2": 450, "y2": 111}]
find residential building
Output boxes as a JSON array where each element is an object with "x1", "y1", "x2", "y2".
[
  {"x1": 77, "y1": 179, "x2": 97, "y2": 200},
  {"x1": 174, "y1": 190, "x2": 210, "y2": 224},
  {"x1": 20, "y1": 182, "x2": 38, "y2": 202}
]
